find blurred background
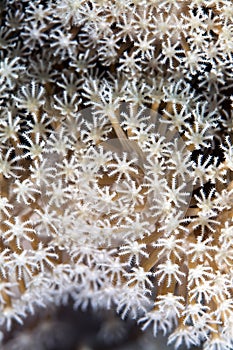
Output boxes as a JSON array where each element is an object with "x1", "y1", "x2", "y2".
[{"x1": 2, "y1": 304, "x2": 200, "y2": 350}]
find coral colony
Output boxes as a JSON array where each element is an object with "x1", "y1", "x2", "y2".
[{"x1": 0, "y1": 0, "x2": 233, "y2": 348}]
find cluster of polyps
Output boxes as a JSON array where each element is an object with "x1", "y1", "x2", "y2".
[{"x1": 0, "y1": 0, "x2": 233, "y2": 349}]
